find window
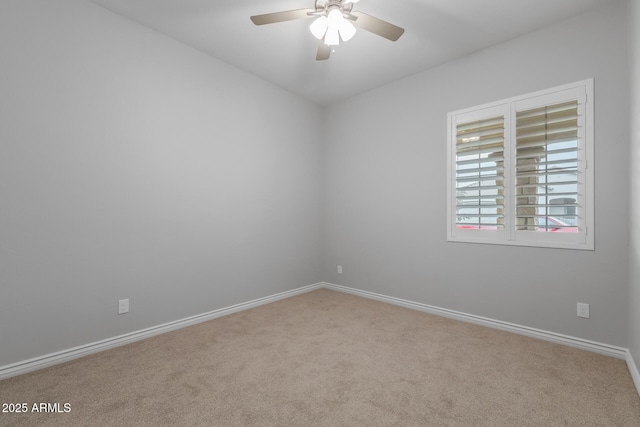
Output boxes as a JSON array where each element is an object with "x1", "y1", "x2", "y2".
[{"x1": 447, "y1": 79, "x2": 594, "y2": 250}]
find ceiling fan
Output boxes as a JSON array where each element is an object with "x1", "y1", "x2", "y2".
[{"x1": 250, "y1": 0, "x2": 404, "y2": 61}]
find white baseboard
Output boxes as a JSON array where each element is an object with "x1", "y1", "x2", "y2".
[
  {"x1": 1, "y1": 281, "x2": 631, "y2": 382},
  {"x1": 322, "y1": 282, "x2": 628, "y2": 360},
  {"x1": 0, "y1": 283, "x2": 323, "y2": 381},
  {"x1": 627, "y1": 350, "x2": 640, "y2": 398}
]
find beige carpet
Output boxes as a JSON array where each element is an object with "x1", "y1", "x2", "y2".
[{"x1": 1, "y1": 288, "x2": 639, "y2": 426}]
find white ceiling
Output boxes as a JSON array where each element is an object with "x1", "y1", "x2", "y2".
[{"x1": 87, "y1": 0, "x2": 619, "y2": 106}]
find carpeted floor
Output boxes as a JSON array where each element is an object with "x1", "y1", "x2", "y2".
[{"x1": 1, "y1": 288, "x2": 639, "y2": 426}]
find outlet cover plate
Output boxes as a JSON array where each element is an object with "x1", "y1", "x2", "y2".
[
  {"x1": 577, "y1": 302, "x2": 590, "y2": 319},
  {"x1": 118, "y1": 299, "x2": 129, "y2": 315}
]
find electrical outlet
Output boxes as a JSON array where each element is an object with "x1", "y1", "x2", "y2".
[
  {"x1": 577, "y1": 302, "x2": 590, "y2": 319},
  {"x1": 118, "y1": 298, "x2": 129, "y2": 315},
  {"x1": 337, "y1": 265, "x2": 343, "y2": 274}
]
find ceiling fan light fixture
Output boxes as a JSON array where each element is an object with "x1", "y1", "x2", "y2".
[{"x1": 319, "y1": 6, "x2": 356, "y2": 46}]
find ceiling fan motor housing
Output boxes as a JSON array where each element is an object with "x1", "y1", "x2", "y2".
[{"x1": 315, "y1": 0, "x2": 354, "y2": 14}]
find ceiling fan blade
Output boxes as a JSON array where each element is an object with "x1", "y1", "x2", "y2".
[
  {"x1": 250, "y1": 9, "x2": 315, "y2": 26},
  {"x1": 316, "y1": 43, "x2": 331, "y2": 61},
  {"x1": 351, "y1": 11, "x2": 404, "y2": 41}
]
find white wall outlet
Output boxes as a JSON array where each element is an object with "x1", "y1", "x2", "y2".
[
  {"x1": 337, "y1": 265, "x2": 343, "y2": 274},
  {"x1": 118, "y1": 298, "x2": 129, "y2": 315},
  {"x1": 577, "y1": 302, "x2": 590, "y2": 319}
]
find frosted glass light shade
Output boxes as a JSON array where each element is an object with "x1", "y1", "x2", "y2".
[
  {"x1": 326, "y1": 8, "x2": 342, "y2": 28},
  {"x1": 309, "y1": 16, "x2": 328, "y2": 39},
  {"x1": 338, "y1": 18, "x2": 356, "y2": 42},
  {"x1": 324, "y1": 26, "x2": 340, "y2": 46}
]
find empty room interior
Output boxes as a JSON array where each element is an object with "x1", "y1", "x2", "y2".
[{"x1": 2, "y1": 0, "x2": 640, "y2": 425}]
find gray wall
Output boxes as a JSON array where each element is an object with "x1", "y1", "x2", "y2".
[
  {"x1": 322, "y1": 2, "x2": 630, "y2": 347},
  {"x1": 629, "y1": 0, "x2": 640, "y2": 365},
  {"x1": 0, "y1": 0, "x2": 322, "y2": 366}
]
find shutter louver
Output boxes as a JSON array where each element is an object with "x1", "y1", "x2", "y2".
[
  {"x1": 455, "y1": 115, "x2": 505, "y2": 230},
  {"x1": 515, "y1": 100, "x2": 579, "y2": 232}
]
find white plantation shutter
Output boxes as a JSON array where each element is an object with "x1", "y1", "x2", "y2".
[
  {"x1": 455, "y1": 115, "x2": 505, "y2": 229},
  {"x1": 447, "y1": 79, "x2": 593, "y2": 250},
  {"x1": 515, "y1": 100, "x2": 580, "y2": 232}
]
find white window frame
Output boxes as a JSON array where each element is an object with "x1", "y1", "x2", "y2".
[{"x1": 447, "y1": 79, "x2": 594, "y2": 250}]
